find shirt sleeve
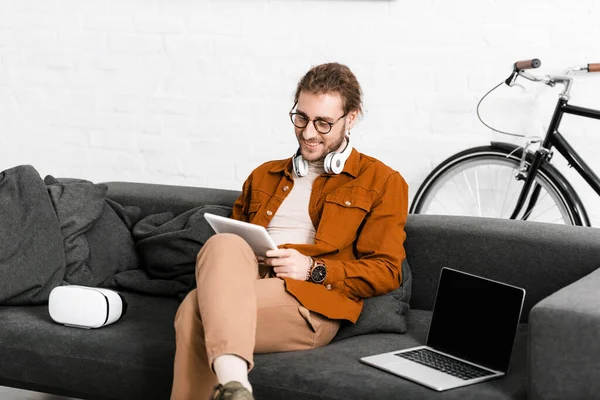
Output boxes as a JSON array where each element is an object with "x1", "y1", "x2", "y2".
[{"x1": 319, "y1": 171, "x2": 408, "y2": 300}]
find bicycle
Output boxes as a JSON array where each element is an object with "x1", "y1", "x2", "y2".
[{"x1": 409, "y1": 58, "x2": 600, "y2": 226}]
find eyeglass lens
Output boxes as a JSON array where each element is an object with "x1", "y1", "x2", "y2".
[{"x1": 291, "y1": 114, "x2": 332, "y2": 134}]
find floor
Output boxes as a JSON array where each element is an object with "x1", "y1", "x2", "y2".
[{"x1": 0, "y1": 386, "x2": 80, "y2": 400}]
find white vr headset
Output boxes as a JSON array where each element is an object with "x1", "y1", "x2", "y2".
[{"x1": 48, "y1": 285, "x2": 128, "y2": 329}]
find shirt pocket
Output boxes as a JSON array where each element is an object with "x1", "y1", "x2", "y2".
[
  {"x1": 246, "y1": 190, "x2": 269, "y2": 222},
  {"x1": 318, "y1": 187, "x2": 374, "y2": 250}
]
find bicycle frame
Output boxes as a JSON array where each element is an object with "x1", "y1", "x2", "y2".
[{"x1": 510, "y1": 97, "x2": 600, "y2": 223}]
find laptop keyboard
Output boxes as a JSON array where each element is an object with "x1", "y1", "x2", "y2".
[{"x1": 395, "y1": 349, "x2": 495, "y2": 380}]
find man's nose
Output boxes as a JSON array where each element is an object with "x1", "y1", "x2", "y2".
[{"x1": 302, "y1": 121, "x2": 319, "y2": 140}]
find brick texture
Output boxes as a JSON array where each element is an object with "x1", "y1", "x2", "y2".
[{"x1": 1, "y1": 0, "x2": 600, "y2": 225}]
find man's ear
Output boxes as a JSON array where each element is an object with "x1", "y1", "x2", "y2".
[{"x1": 346, "y1": 109, "x2": 359, "y2": 131}]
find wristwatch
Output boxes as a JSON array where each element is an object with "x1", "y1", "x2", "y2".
[{"x1": 310, "y1": 260, "x2": 327, "y2": 284}]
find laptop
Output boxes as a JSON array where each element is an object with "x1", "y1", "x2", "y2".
[{"x1": 360, "y1": 267, "x2": 525, "y2": 391}]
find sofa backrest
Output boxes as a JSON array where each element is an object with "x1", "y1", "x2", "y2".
[
  {"x1": 104, "y1": 181, "x2": 241, "y2": 217},
  {"x1": 405, "y1": 214, "x2": 600, "y2": 322},
  {"x1": 105, "y1": 181, "x2": 600, "y2": 322}
]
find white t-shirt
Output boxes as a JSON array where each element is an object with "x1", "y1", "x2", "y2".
[{"x1": 267, "y1": 160, "x2": 324, "y2": 246}]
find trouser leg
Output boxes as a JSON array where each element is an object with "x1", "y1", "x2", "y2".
[
  {"x1": 171, "y1": 289, "x2": 214, "y2": 400},
  {"x1": 253, "y1": 278, "x2": 340, "y2": 355},
  {"x1": 171, "y1": 233, "x2": 340, "y2": 400},
  {"x1": 172, "y1": 233, "x2": 257, "y2": 400}
]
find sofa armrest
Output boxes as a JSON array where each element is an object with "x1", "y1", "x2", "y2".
[{"x1": 529, "y1": 267, "x2": 600, "y2": 400}]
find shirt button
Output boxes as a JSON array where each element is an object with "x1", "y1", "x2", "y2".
[
  {"x1": 283, "y1": 186, "x2": 290, "y2": 191},
  {"x1": 344, "y1": 200, "x2": 351, "y2": 206},
  {"x1": 325, "y1": 284, "x2": 332, "y2": 290},
  {"x1": 266, "y1": 210, "x2": 273, "y2": 216}
]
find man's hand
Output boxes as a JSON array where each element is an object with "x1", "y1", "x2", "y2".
[{"x1": 260, "y1": 248, "x2": 312, "y2": 281}]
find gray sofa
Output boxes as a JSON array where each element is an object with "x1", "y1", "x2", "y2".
[{"x1": 1, "y1": 180, "x2": 600, "y2": 400}]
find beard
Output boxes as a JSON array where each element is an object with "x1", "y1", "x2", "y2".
[{"x1": 296, "y1": 129, "x2": 347, "y2": 162}]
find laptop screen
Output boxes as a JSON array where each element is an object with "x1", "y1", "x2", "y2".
[{"x1": 426, "y1": 268, "x2": 525, "y2": 373}]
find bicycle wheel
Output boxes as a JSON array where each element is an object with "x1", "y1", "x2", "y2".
[{"x1": 410, "y1": 144, "x2": 585, "y2": 225}]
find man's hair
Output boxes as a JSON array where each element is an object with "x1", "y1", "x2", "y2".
[{"x1": 294, "y1": 62, "x2": 363, "y2": 116}]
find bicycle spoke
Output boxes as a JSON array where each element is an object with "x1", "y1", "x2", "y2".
[
  {"x1": 427, "y1": 192, "x2": 453, "y2": 215},
  {"x1": 491, "y1": 164, "x2": 501, "y2": 216},
  {"x1": 499, "y1": 167, "x2": 517, "y2": 217},
  {"x1": 523, "y1": 191, "x2": 562, "y2": 222},
  {"x1": 461, "y1": 170, "x2": 480, "y2": 217},
  {"x1": 506, "y1": 178, "x2": 524, "y2": 218},
  {"x1": 430, "y1": 179, "x2": 468, "y2": 215},
  {"x1": 415, "y1": 151, "x2": 575, "y2": 225},
  {"x1": 549, "y1": 216, "x2": 566, "y2": 224},
  {"x1": 523, "y1": 201, "x2": 558, "y2": 221},
  {"x1": 474, "y1": 170, "x2": 483, "y2": 217},
  {"x1": 449, "y1": 173, "x2": 476, "y2": 215}
]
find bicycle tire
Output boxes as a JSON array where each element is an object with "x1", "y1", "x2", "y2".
[{"x1": 410, "y1": 144, "x2": 588, "y2": 226}]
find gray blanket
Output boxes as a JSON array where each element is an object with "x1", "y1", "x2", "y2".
[
  {"x1": 102, "y1": 204, "x2": 231, "y2": 300},
  {"x1": 0, "y1": 165, "x2": 66, "y2": 305}
]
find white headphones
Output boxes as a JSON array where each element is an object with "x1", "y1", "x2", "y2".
[{"x1": 292, "y1": 137, "x2": 353, "y2": 177}]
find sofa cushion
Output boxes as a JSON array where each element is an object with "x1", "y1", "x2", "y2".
[
  {"x1": 252, "y1": 310, "x2": 529, "y2": 400},
  {"x1": 0, "y1": 292, "x2": 179, "y2": 400},
  {"x1": 332, "y1": 258, "x2": 412, "y2": 341},
  {"x1": 0, "y1": 298, "x2": 528, "y2": 400}
]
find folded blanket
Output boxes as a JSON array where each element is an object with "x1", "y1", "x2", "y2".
[
  {"x1": 45, "y1": 175, "x2": 109, "y2": 285},
  {"x1": 44, "y1": 175, "x2": 142, "y2": 288}
]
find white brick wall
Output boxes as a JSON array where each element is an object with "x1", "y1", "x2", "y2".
[{"x1": 2, "y1": 0, "x2": 600, "y2": 224}]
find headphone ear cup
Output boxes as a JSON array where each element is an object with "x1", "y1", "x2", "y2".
[
  {"x1": 328, "y1": 154, "x2": 345, "y2": 174},
  {"x1": 293, "y1": 153, "x2": 308, "y2": 177},
  {"x1": 323, "y1": 152, "x2": 334, "y2": 174},
  {"x1": 324, "y1": 139, "x2": 353, "y2": 175}
]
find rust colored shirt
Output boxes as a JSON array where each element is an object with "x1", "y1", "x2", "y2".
[{"x1": 231, "y1": 149, "x2": 408, "y2": 323}]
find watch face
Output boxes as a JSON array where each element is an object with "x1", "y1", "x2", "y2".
[{"x1": 311, "y1": 265, "x2": 326, "y2": 283}]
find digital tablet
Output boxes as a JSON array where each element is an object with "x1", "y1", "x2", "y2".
[{"x1": 204, "y1": 213, "x2": 278, "y2": 256}]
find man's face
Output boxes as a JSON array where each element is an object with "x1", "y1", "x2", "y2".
[{"x1": 294, "y1": 91, "x2": 353, "y2": 162}]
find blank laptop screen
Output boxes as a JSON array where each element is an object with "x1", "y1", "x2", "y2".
[{"x1": 426, "y1": 268, "x2": 525, "y2": 373}]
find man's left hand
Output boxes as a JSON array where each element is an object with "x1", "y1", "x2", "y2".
[{"x1": 261, "y1": 248, "x2": 311, "y2": 281}]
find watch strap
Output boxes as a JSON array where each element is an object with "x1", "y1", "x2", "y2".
[{"x1": 305, "y1": 256, "x2": 314, "y2": 281}]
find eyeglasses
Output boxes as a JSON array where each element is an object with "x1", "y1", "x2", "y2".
[{"x1": 289, "y1": 104, "x2": 347, "y2": 134}]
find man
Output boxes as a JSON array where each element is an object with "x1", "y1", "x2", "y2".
[{"x1": 171, "y1": 62, "x2": 408, "y2": 400}]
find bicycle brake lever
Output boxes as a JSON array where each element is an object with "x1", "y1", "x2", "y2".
[
  {"x1": 505, "y1": 71, "x2": 528, "y2": 91},
  {"x1": 505, "y1": 71, "x2": 518, "y2": 86}
]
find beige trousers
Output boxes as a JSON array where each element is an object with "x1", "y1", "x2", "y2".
[{"x1": 170, "y1": 233, "x2": 340, "y2": 400}]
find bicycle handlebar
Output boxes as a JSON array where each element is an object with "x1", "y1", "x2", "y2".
[
  {"x1": 506, "y1": 59, "x2": 600, "y2": 99},
  {"x1": 507, "y1": 58, "x2": 593, "y2": 100},
  {"x1": 514, "y1": 58, "x2": 541, "y2": 71}
]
